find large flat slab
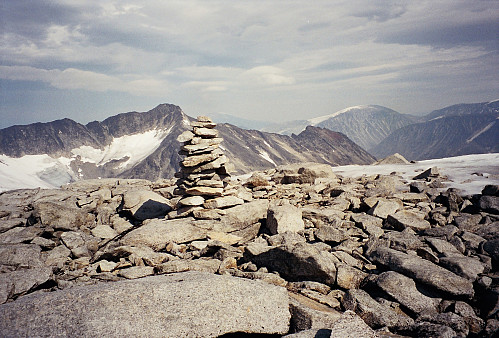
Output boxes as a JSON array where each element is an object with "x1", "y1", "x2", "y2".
[{"x1": 0, "y1": 271, "x2": 290, "y2": 337}]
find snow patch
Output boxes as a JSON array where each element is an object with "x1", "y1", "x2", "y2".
[
  {"x1": 429, "y1": 115, "x2": 445, "y2": 121},
  {"x1": 71, "y1": 128, "x2": 169, "y2": 169},
  {"x1": 0, "y1": 128, "x2": 171, "y2": 192},
  {"x1": 258, "y1": 150, "x2": 277, "y2": 166},
  {"x1": 182, "y1": 114, "x2": 191, "y2": 127},
  {"x1": 308, "y1": 105, "x2": 369, "y2": 125},
  {"x1": 0, "y1": 154, "x2": 66, "y2": 191},
  {"x1": 331, "y1": 153, "x2": 499, "y2": 195},
  {"x1": 466, "y1": 120, "x2": 496, "y2": 143}
]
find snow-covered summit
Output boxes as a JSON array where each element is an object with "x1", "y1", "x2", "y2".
[{"x1": 308, "y1": 105, "x2": 373, "y2": 125}]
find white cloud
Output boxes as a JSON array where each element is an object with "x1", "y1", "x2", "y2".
[
  {"x1": 1, "y1": 0, "x2": 498, "y2": 124},
  {"x1": 0, "y1": 65, "x2": 167, "y2": 96},
  {"x1": 243, "y1": 66, "x2": 296, "y2": 86},
  {"x1": 182, "y1": 81, "x2": 229, "y2": 92}
]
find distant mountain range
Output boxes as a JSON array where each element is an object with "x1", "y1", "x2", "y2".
[
  {"x1": 0, "y1": 104, "x2": 374, "y2": 191},
  {"x1": 370, "y1": 100, "x2": 499, "y2": 160},
  {"x1": 1, "y1": 99, "x2": 497, "y2": 191},
  {"x1": 261, "y1": 105, "x2": 416, "y2": 151},
  {"x1": 216, "y1": 100, "x2": 499, "y2": 161}
]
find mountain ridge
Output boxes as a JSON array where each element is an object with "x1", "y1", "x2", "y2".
[
  {"x1": 260, "y1": 104, "x2": 415, "y2": 150},
  {"x1": 371, "y1": 112, "x2": 499, "y2": 160},
  {"x1": 0, "y1": 104, "x2": 375, "y2": 191}
]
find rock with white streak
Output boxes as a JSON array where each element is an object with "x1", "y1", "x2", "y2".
[{"x1": 178, "y1": 196, "x2": 205, "y2": 206}]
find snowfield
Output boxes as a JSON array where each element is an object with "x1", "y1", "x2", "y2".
[
  {"x1": 0, "y1": 128, "x2": 171, "y2": 192},
  {"x1": 308, "y1": 105, "x2": 369, "y2": 126},
  {"x1": 71, "y1": 128, "x2": 169, "y2": 168},
  {"x1": 0, "y1": 152, "x2": 498, "y2": 194},
  {"x1": 331, "y1": 153, "x2": 499, "y2": 196}
]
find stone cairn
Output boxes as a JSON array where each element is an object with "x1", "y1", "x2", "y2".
[{"x1": 171, "y1": 116, "x2": 243, "y2": 219}]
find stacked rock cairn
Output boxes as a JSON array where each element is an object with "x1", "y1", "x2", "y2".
[{"x1": 171, "y1": 116, "x2": 243, "y2": 219}]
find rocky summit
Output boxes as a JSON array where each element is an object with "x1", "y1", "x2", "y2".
[{"x1": 0, "y1": 131, "x2": 498, "y2": 336}]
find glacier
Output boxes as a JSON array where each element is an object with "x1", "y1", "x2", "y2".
[{"x1": 0, "y1": 128, "x2": 171, "y2": 192}]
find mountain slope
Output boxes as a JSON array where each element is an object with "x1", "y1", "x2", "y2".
[
  {"x1": 208, "y1": 112, "x2": 270, "y2": 130},
  {"x1": 291, "y1": 126, "x2": 377, "y2": 165},
  {"x1": 0, "y1": 104, "x2": 375, "y2": 191},
  {"x1": 218, "y1": 124, "x2": 375, "y2": 173},
  {"x1": 424, "y1": 100, "x2": 499, "y2": 120},
  {"x1": 0, "y1": 119, "x2": 102, "y2": 157},
  {"x1": 371, "y1": 113, "x2": 499, "y2": 161},
  {"x1": 314, "y1": 105, "x2": 414, "y2": 151}
]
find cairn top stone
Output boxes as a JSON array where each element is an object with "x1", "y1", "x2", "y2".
[
  {"x1": 197, "y1": 116, "x2": 213, "y2": 122},
  {"x1": 177, "y1": 130, "x2": 195, "y2": 143},
  {"x1": 193, "y1": 127, "x2": 219, "y2": 138}
]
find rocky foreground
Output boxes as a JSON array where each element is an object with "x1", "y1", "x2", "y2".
[{"x1": 0, "y1": 163, "x2": 498, "y2": 337}]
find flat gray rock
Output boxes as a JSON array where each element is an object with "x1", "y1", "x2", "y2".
[
  {"x1": 438, "y1": 255, "x2": 486, "y2": 281},
  {"x1": 121, "y1": 217, "x2": 208, "y2": 250},
  {"x1": 122, "y1": 190, "x2": 172, "y2": 221},
  {"x1": 374, "y1": 271, "x2": 439, "y2": 315},
  {"x1": 216, "y1": 199, "x2": 269, "y2": 233},
  {"x1": 251, "y1": 242, "x2": 338, "y2": 284},
  {"x1": 315, "y1": 225, "x2": 349, "y2": 243},
  {"x1": 382, "y1": 229, "x2": 423, "y2": 252},
  {"x1": 0, "y1": 244, "x2": 44, "y2": 269},
  {"x1": 60, "y1": 231, "x2": 90, "y2": 258},
  {"x1": 0, "y1": 226, "x2": 43, "y2": 244},
  {"x1": 33, "y1": 201, "x2": 95, "y2": 230},
  {"x1": 203, "y1": 196, "x2": 244, "y2": 209},
  {"x1": 289, "y1": 292, "x2": 342, "y2": 332},
  {"x1": 426, "y1": 237, "x2": 462, "y2": 256},
  {"x1": 350, "y1": 213, "x2": 383, "y2": 228},
  {"x1": 0, "y1": 267, "x2": 53, "y2": 304},
  {"x1": 343, "y1": 288, "x2": 414, "y2": 330},
  {"x1": 386, "y1": 210, "x2": 431, "y2": 231},
  {"x1": 335, "y1": 264, "x2": 367, "y2": 290},
  {"x1": 267, "y1": 203, "x2": 305, "y2": 235},
  {"x1": 0, "y1": 271, "x2": 290, "y2": 337},
  {"x1": 412, "y1": 322, "x2": 457, "y2": 338},
  {"x1": 368, "y1": 247, "x2": 474, "y2": 298},
  {"x1": 367, "y1": 198, "x2": 402, "y2": 219}
]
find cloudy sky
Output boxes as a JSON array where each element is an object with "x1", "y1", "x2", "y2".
[{"x1": 1, "y1": 1, "x2": 498, "y2": 128}]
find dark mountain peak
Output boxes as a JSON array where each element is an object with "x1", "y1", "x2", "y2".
[
  {"x1": 0, "y1": 118, "x2": 97, "y2": 157},
  {"x1": 371, "y1": 113, "x2": 499, "y2": 161},
  {"x1": 487, "y1": 99, "x2": 499, "y2": 109},
  {"x1": 152, "y1": 103, "x2": 183, "y2": 112},
  {"x1": 0, "y1": 103, "x2": 186, "y2": 158},
  {"x1": 94, "y1": 103, "x2": 185, "y2": 138},
  {"x1": 425, "y1": 100, "x2": 499, "y2": 120},
  {"x1": 310, "y1": 106, "x2": 413, "y2": 151},
  {"x1": 292, "y1": 125, "x2": 376, "y2": 165},
  {"x1": 296, "y1": 125, "x2": 346, "y2": 141}
]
